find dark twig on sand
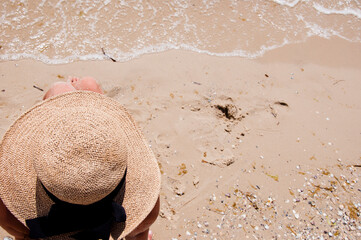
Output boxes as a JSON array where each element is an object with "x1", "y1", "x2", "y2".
[
  {"x1": 274, "y1": 101, "x2": 289, "y2": 107},
  {"x1": 101, "y1": 48, "x2": 117, "y2": 62},
  {"x1": 33, "y1": 85, "x2": 44, "y2": 91},
  {"x1": 333, "y1": 80, "x2": 345, "y2": 85}
]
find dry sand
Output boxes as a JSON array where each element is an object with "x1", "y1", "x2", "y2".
[{"x1": 1, "y1": 37, "x2": 360, "y2": 239}]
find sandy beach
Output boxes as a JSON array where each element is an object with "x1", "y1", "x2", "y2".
[{"x1": 1, "y1": 36, "x2": 360, "y2": 239}]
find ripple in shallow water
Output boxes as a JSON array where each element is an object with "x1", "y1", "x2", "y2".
[{"x1": 0, "y1": 0, "x2": 360, "y2": 64}]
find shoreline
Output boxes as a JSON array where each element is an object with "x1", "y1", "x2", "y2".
[
  {"x1": 259, "y1": 36, "x2": 361, "y2": 69},
  {"x1": 1, "y1": 36, "x2": 361, "y2": 67},
  {"x1": 1, "y1": 36, "x2": 360, "y2": 239}
]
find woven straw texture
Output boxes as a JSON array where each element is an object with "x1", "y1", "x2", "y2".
[{"x1": 0, "y1": 91, "x2": 161, "y2": 239}]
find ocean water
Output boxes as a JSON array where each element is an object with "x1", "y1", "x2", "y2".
[{"x1": 0, "y1": 0, "x2": 360, "y2": 64}]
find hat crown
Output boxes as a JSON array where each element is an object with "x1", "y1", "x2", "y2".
[{"x1": 33, "y1": 109, "x2": 128, "y2": 205}]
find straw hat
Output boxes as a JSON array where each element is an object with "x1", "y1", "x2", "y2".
[{"x1": 0, "y1": 91, "x2": 161, "y2": 239}]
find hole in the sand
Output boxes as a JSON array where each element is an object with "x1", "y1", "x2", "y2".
[{"x1": 215, "y1": 104, "x2": 237, "y2": 120}]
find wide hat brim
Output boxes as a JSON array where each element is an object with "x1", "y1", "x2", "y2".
[{"x1": 0, "y1": 91, "x2": 161, "y2": 239}]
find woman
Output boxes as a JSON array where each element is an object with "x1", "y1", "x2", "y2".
[{"x1": 0, "y1": 77, "x2": 160, "y2": 240}]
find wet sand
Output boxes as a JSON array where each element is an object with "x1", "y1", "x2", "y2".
[{"x1": 1, "y1": 37, "x2": 360, "y2": 239}]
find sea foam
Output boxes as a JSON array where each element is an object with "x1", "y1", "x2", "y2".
[
  {"x1": 0, "y1": 0, "x2": 360, "y2": 64},
  {"x1": 313, "y1": 3, "x2": 361, "y2": 19},
  {"x1": 271, "y1": 0, "x2": 302, "y2": 8}
]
